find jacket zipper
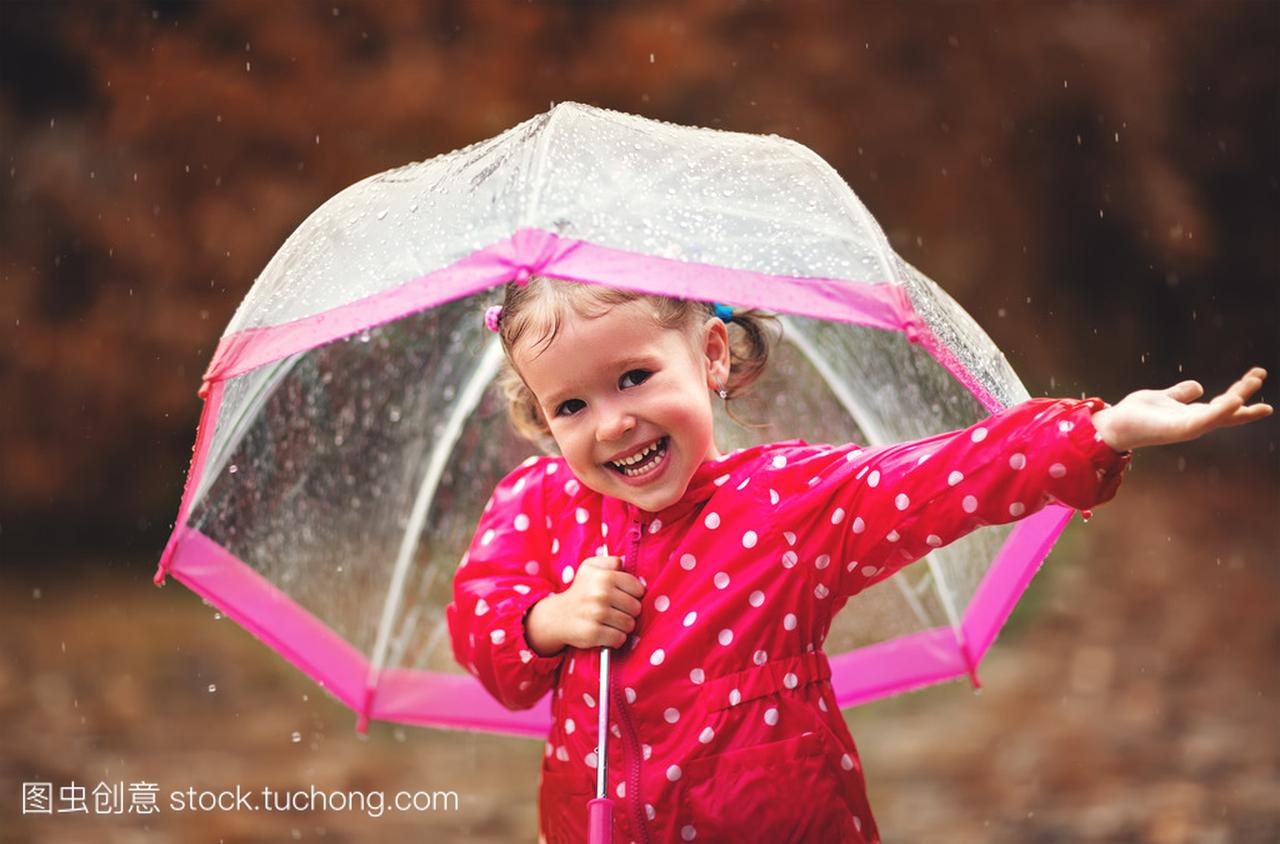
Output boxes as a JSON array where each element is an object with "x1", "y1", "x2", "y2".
[{"x1": 612, "y1": 504, "x2": 651, "y2": 844}]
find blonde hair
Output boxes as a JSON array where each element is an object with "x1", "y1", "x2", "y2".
[{"x1": 492, "y1": 276, "x2": 779, "y2": 445}]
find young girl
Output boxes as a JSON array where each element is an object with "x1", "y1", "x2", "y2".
[{"x1": 446, "y1": 276, "x2": 1269, "y2": 844}]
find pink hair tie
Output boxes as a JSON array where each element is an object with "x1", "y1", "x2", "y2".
[{"x1": 484, "y1": 305, "x2": 503, "y2": 333}]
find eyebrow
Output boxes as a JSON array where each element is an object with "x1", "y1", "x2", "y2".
[{"x1": 542, "y1": 355, "x2": 659, "y2": 408}]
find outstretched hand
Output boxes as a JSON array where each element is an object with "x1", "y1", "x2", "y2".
[{"x1": 1091, "y1": 367, "x2": 1272, "y2": 452}]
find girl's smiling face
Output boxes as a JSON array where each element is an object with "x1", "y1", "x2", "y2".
[{"x1": 512, "y1": 299, "x2": 730, "y2": 513}]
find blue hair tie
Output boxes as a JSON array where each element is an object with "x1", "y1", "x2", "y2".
[{"x1": 713, "y1": 302, "x2": 735, "y2": 324}]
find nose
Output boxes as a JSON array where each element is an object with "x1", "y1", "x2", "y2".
[{"x1": 595, "y1": 399, "x2": 636, "y2": 444}]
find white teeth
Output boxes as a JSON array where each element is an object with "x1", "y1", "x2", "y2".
[{"x1": 611, "y1": 438, "x2": 666, "y2": 475}]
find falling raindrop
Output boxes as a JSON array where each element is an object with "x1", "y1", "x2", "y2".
[
  {"x1": 228, "y1": 464, "x2": 238, "y2": 474},
  {"x1": 291, "y1": 731, "x2": 302, "y2": 743},
  {"x1": 208, "y1": 684, "x2": 217, "y2": 693}
]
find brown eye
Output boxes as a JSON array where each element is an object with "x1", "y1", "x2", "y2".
[
  {"x1": 620, "y1": 369, "x2": 652, "y2": 389},
  {"x1": 555, "y1": 399, "x2": 585, "y2": 417}
]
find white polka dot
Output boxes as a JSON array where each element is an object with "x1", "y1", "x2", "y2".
[
  {"x1": 926, "y1": 534, "x2": 942, "y2": 547},
  {"x1": 481, "y1": 529, "x2": 496, "y2": 546},
  {"x1": 520, "y1": 649, "x2": 533, "y2": 663},
  {"x1": 564, "y1": 718, "x2": 576, "y2": 734},
  {"x1": 781, "y1": 550, "x2": 798, "y2": 569},
  {"x1": 666, "y1": 765, "x2": 683, "y2": 782},
  {"x1": 490, "y1": 629, "x2": 505, "y2": 645},
  {"x1": 524, "y1": 560, "x2": 539, "y2": 576},
  {"x1": 704, "y1": 512, "x2": 721, "y2": 529},
  {"x1": 625, "y1": 687, "x2": 637, "y2": 704},
  {"x1": 583, "y1": 692, "x2": 596, "y2": 708},
  {"x1": 654, "y1": 595, "x2": 670, "y2": 612},
  {"x1": 616, "y1": 781, "x2": 625, "y2": 798},
  {"x1": 769, "y1": 489, "x2": 780, "y2": 505},
  {"x1": 852, "y1": 517, "x2": 865, "y2": 534},
  {"x1": 818, "y1": 697, "x2": 828, "y2": 712},
  {"x1": 564, "y1": 479, "x2": 580, "y2": 495},
  {"x1": 831, "y1": 507, "x2": 846, "y2": 525},
  {"x1": 575, "y1": 507, "x2": 589, "y2": 524},
  {"x1": 853, "y1": 816, "x2": 862, "y2": 832},
  {"x1": 748, "y1": 590, "x2": 765, "y2": 607},
  {"x1": 681, "y1": 824, "x2": 697, "y2": 841},
  {"x1": 555, "y1": 745, "x2": 568, "y2": 761},
  {"x1": 474, "y1": 598, "x2": 489, "y2": 616},
  {"x1": 808, "y1": 476, "x2": 820, "y2": 487},
  {"x1": 682, "y1": 611, "x2": 697, "y2": 627},
  {"x1": 814, "y1": 584, "x2": 830, "y2": 599},
  {"x1": 1059, "y1": 420, "x2": 1074, "y2": 433},
  {"x1": 718, "y1": 628, "x2": 734, "y2": 646},
  {"x1": 714, "y1": 572, "x2": 730, "y2": 589},
  {"x1": 645, "y1": 803, "x2": 656, "y2": 820},
  {"x1": 522, "y1": 456, "x2": 539, "y2": 468},
  {"x1": 737, "y1": 476, "x2": 751, "y2": 490},
  {"x1": 513, "y1": 513, "x2": 530, "y2": 532},
  {"x1": 649, "y1": 518, "x2": 663, "y2": 534},
  {"x1": 841, "y1": 753, "x2": 855, "y2": 771},
  {"x1": 862, "y1": 564, "x2": 879, "y2": 577},
  {"x1": 783, "y1": 613, "x2": 797, "y2": 631},
  {"x1": 1049, "y1": 462, "x2": 1067, "y2": 478},
  {"x1": 664, "y1": 707, "x2": 680, "y2": 724},
  {"x1": 714, "y1": 473, "x2": 731, "y2": 487},
  {"x1": 561, "y1": 566, "x2": 575, "y2": 583},
  {"x1": 689, "y1": 668, "x2": 705, "y2": 684},
  {"x1": 650, "y1": 649, "x2": 665, "y2": 666},
  {"x1": 1009, "y1": 453, "x2": 1026, "y2": 471},
  {"x1": 917, "y1": 452, "x2": 932, "y2": 464},
  {"x1": 764, "y1": 707, "x2": 779, "y2": 726},
  {"x1": 948, "y1": 470, "x2": 964, "y2": 486},
  {"x1": 815, "y1": 554, "x2": 831, "y2": 570},
  {"x1": 742, "y1": 530, "x2": 758, "y2": 548},
  {"x1": 698, "y1": 726, "x2": 715, "y2": 744},
  {"x1": 855, "y1": 465, "x2": 868, "y2": 480},
  {"x1": 772, "y1": 455, "x2": 787, "y2": 468},
  {"x1": 783, "y1": 531, "x2": 796, "y2": 546},
  {"x1": 551, "y1": 538, "x2": 560, "y2": 554},
  {"x1": 895, "y1": 493, "x2": 910, "y2": 511},
  {"x1": 962, "y1": 495, "x2": 978, "y2": 513},
  {"x1": 680, "y1": 553, "x2": 697, "y2": 570},
  {"x1": 886, "y1": 530, "x2": 899, "y2": 542},
  {"x1": 1009, "y1": 502, "x2": 1026, "y2": 517},
  {"x1": 728, "y1": 688, "x2": 741, "y2": 706},
  {"x1": 753, "y1": 649, "x2": 768, "y2": 665},
  {"x1": 868, "y1": 470, "x2": 880, "y2": 487},
  {"x1": 546, "y1": 463, "x2": 558, "y2": 474},
  {"x1": 971, "y1": 427, "x2": 988, "y2": 443},
  {"x1": 546, "y1": 516, "x2": 552, "y2": 530},
  {"x1": 783, "y1": 672, "x2": 799, "y2": 689}
]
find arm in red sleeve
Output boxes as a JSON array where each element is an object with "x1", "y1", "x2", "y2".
[
  {"x1": 445, "y1": 457, "x2": 566, "y2": 710},
  {"x1": 769, "y1": 398, "x2": 1132, "y2": 607}
]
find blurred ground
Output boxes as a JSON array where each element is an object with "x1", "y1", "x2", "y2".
[{"x1": 2, "y1": 463, "x2": 1276, "y2": 843}]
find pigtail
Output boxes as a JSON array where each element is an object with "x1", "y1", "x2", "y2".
[{"x1": 720, "y1": 307, "x2": 782, "y2": 431}]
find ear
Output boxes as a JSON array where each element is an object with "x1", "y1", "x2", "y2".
[{"x1": 701, "y1": 316, "x2": 731, "y2": 390}]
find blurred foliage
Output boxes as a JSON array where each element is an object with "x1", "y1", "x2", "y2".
[{"x1": 1, "y1": 0, "x2": 1276, "y2": 560}]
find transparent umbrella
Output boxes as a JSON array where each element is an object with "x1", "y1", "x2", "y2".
[{"x1": 156, "y1": 102, "x2": 1062, "y2": 750}]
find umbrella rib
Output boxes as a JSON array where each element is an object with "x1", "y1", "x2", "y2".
[
  {"x1": 782, "y1": 319, "x2": 947, "y2": 633},
  {"x1": 366, "y1": 337, "x2": 508, "y2": 696}
]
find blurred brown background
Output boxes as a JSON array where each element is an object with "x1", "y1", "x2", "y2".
[{"x1": 2, "y1": 1, "x2": 1277, "y2": 842}]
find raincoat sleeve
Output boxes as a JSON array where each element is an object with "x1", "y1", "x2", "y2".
[
  {"x1": 446, "y1": 457, "x2": 566, "y2": 711},
  {"x1": 769, "y1": 398, "x2": 1132, "y2": 606}
]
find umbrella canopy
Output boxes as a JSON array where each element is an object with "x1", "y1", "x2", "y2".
[{"x1": 155, "y1": 102, "x2": 1066, "y2": 737}]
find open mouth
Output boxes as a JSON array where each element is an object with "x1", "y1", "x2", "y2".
[{"x1": 607, "y1": 436, "x2": 670, "y2": 478}]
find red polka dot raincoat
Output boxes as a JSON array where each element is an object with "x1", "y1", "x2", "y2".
[{"x1": 447, "y1": 397, "x2": 1132, "y2": 843}]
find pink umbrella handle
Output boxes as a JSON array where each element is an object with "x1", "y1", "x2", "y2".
[{"x1": 588, "y1": 797, "x2": 614, "y2": 843}]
